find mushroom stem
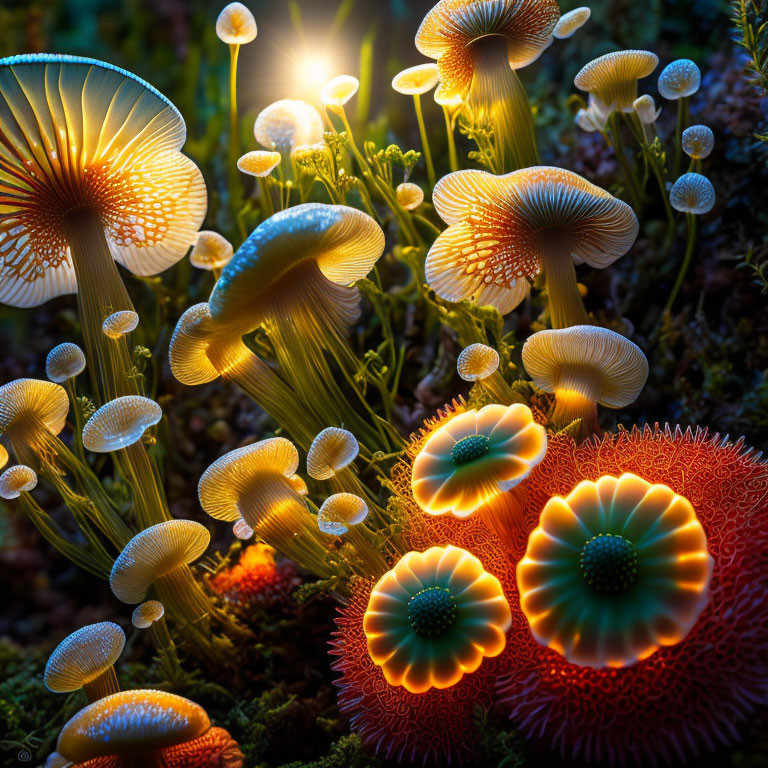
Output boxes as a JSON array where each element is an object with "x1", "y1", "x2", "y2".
[
  {"x1": 673, "y1": 96, "x2": 690, "y2": 178},
  {"x1": 62, "y1": 208, "x2": 140, "y2": 403},
  {"x1": 480, "y1": 485, "x2": 528, "y2": 549},
  {"x1": 413, "y1": 94, "x2": 436, "y2": 188},
  {"x1": 82, "y1": 665, "x2": 120, "y2": 702},
  {"x1": 442, "y1": 105, "x2": 460, "y2": 173},
  {"x1": 664, "y1": 213, "x2": 697, "y2": 314},
  {"x1": 467, "y1": 35, "x2": 539, "y2": 172},
  {"x1": 539, "y1": 243, "x2": 589, "y2": 329},
  {"x1": 551, "y1": 367, "x2": 602, "y2": 439},
  {"x1": 480, "y1": 371, "x2": 523, "y2": 405}
]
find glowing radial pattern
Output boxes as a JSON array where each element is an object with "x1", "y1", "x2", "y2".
[
  {"x1": 517, "y1": 473, "x2": 713, "y2": 668},
  {"x1": 426, "y1": 168, "x2": 638, "y2": 313},
  {"x1": 411, "y1": 402, "x2": 546, "y2": 517},
  {"x1": 0, "y1": 55, "x2": 206, "y2": 307},
  {"x1": 363, "y1": 545, "x2": 511, "y2": 693},
  {"x1": 669, "y1": 173, "x2": 716, "y2": 215}
]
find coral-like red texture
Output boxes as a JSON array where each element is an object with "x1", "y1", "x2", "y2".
[
  {"x1": 209, "y1": 544, "x2": 298, "y2": 611},
  {"x1": 497, "y1": 425, "x2": 768, "y2": 766}
]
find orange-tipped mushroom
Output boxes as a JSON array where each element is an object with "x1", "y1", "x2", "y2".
[
  {"x1": 428, "y1": 168, "x2": 638, "y2": 326},
  {"x1": 189, "y1": 231, "x2": 234, "y2": 274},
  {"x1": 416, "y1": 0, "x2": 559, "y2": 171},
  {"x1": 44, "y1": 622, "x2": 125, "y2": 702},
  {"x1": 522, "y1": 325, "x2": 648, "y2": 440},
  {"x1": 55, "y1": 689, "x2": 243, "y2": 768},
  {"x1": 0, "y1": 55, "x2": 206, "y2": 400}
]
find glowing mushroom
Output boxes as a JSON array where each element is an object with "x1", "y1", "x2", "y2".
[
  {"x1": 416, "y1": 0, "x2": 560, "y2": 171},
  {"x1": 102, "y1": 311, "x2": 139, "y2": 340},
  {"x1": 199, "y1": 438, "x2": 335, "y2": 578},
  {"x1": 669, "y1": 173, "x2": 716, "y2": 214},
  {"x1": 307, "y1": 427, "x2": 359, "y2": 480},
  {"x1": 55, "y1": 689, "x2": 243, "y2": 767},
  {"x1": 46, "y1": 343, "x2": 86, "y2": 384},
  {"x1": 237, "y1": 150, "x2": 281, "y2": 177},
  {"x1": 189, "y1": 231, "x2": 233, "y2": 275},
  {"x1": 517, "y1": 473, "x2": 713, "y2": 667},
  {"x1": 553, "y1": 7, "x2": 591, "y2": 39},
  {"x1": 657, "y1": 58, "x2": 701, "y2": 100},
  {"x1": 428, "y1": 168, "x2": 638, "y2": 326},
  {"x1": 216, "y1": 2, "x2": 257, "y2": 45},
  {"x1": 44, "y1": 622, "x2": 125, "y2": 702},
  {"x1": 574, "y1": 50, "x2": 659, "y2": 115},
  {"x1": 0, "y1": 55, "x2": 206, "y2": 399},
  {"x1": 132, "y1": 600, "x2": 165, "y2": 629},
  {"x1": 0, "y1": 464, "x2": 38, "y2": 499},
  {"x1": 321, "y1": 75, "x2": 360, "y2": 108},
  {"x1": 254, "y1": 100, "x2": 324, "y2": 156},
  {"x1": 522, "y1": 325, "x2": 649, "y2": 440},
  {"x1": 456, "y1": 342, "x2": 516, "y2": 403},
  {"x1": 396, "y1": 183, "x2": 425, "y2": 211},
  {"x1": 681, "y1": 125, "x2": 715, "y2": 161}
]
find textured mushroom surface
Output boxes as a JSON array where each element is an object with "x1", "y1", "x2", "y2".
[
  {"x1": 681, "y1": 125, "x2": 715, "y2": 159},
  {"x1": 101, "y1": 310, "x2": 139, "y2": 339},
  {"x1": 669, "y1": 173, "x2": 716, "y2": 214},
  {"x1": 215, "y1": 2, "x2": 257, "y2": 44},
  {"x1": 318, "y1": 493, "x2": 369, "y2": 535},
  {"x1": 82, "y1": 396, "x2": 162, "y2": 452},
  {"x1": 633, "y1": 94, "x2": 661, "y2": 124},
  {"x1": 44, "y1": 622, "x2": 126, "y2": 692},
  {"x1": 0, "y1": 54, "x2": 206, "y2": 307},
  {"x1": 391, "y1": 63, "x2": 440, "y2": 95},
  {"x1": 132, "y1": 600, "x2": 165, "y2": 629},
  {"x1": 46, "y1": 343, "x2": 87, "y2": 383},
  {"x1": 553, "y1": 7, "x2": 591, "y2": 39},
  {"x1": 190, "y1": 231, "x2": 234, "y2": 271},
  {"x1": 457, "y1": 343, "x2": 500, "y2": 381},
  {"x1": 110, "y1": 520, "x2": 210, "y2": 603},
  {"x1": 321, "y1": 75, "x2": 360, "y2": 107},
  {"x1": 395, "y1": 183, "x2": 425, "y2": 210},
  {"x1": 237, "y1": 151, "x2": 281, "y2": 178},
  {"x1": 0, "y1": 379, "x2": 69, "y2": 439},
  {"x1": 0, "y1": 464, "x2": 38, "y2": 498},
  {"x1": 657, "y1": 58, "x2": 701, "y2": 99},
  {"x1": 253, "y1": 100, "x2": 324, "y2": 154},
  {"x1": 0, "y1": 444, "x2": 7, "y2": 470},
  {"x1": 307, "y1": 427, "x2": 359, "y2": 480}
]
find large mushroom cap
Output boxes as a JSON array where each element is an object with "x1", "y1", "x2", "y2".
[
  {"x1": 0, "y1": 54, "x2": 206, "y2": 307},
  {"x1": 307, "y1": 427, "x2": 359, "y2": 480},
  {"x1": 46, "y1": 343, "x2": 86, "y2": 383},
  {"x1": 44, "y1": 622, "x2": 126, "y2": 693},
  {"x1": 110, "y1": 520, "x2": 210, "y2": 603},
  {"x1": 0, "y1": 378, "x2": 69, "y2": 438},
  {"x1": 0, "y1": 464, "x2": 38, "y2": 498},
  {"x1": 216, "y1": 2, "x2": 258, "y2": 45},
  {"x1": 253, "y1": 100, "x2": 324, "y2": 154},
  {"x1": 522, "y1": 326, "x2": 649, "y2": 408},
  {"x1": 82, "y1": 396, "x2": 162, "y2": 453},
  {"x1": 416, "y1": 0, "x2": 560, "y2": 99},
  {"x1": 669, "y1": 173, "x2": 716, "y2": 215},
  {"x1": 574, "y1": 50, "x2": 659, "y2": 113},
  {"x1": 427, "y1": 168, "x2": 638, "y2": 309},
  {"x1": 56, "y1": 689, "x2": 210, "y2": 762},
  {"x1": 198, "y1": 437, "x2": 300, "y2": 522},
  {"x1": 209, "y1": 203, "x2": 385, "y2": 329},
  {"x1": 391, "y1": 63, "x2": 440, "y2": 95}
]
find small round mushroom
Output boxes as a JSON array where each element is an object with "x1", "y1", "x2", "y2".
[
  {"x1": 553, "y1": 7, "x2": 591, "y2": 39},
  {"x1": 44, "y1": 622, "x2": 125, "y2": 702},
  {"x1": 233, "y1": 519, "x2": 254, "y2": 540},
  {"x1": 657, "y1": 58, "x2": 701, "y2": 100},
  {"x1": 681, "y1": 125, "x2": 715, "y2": 160},
  {"x1": 102, "y1": 311, "x2": 139, "y2": 340},
  {"x1": 318, "y1": 493, "x2": 369, "y2": 535},
  {"x1": 55, "y1": 689, "x2": 243, "y2": 767},
  {"x1": 457, "y1": 344, "x2": 500, "y2": 382},
  {"x1": 574, "y1": 50, "x2": 659, "y2": 115},
  {"x1": 0, "y1": 464, "x2": 38, "y2": 499},
  {"x1": 307, "y1": 427, "x2": 359, "y2": 480},
  {"x1": 522, "y1": 325, "x2": 649, "y2": 440},
  {"x1": 237, "y1": 150, "x2": 281, "y2": 177},
  {"x1": 132, "y1": 600, "x2": 165, "y2": 630},
  {"x1": 46, "y1": 343, "x2": 87, "y2": 384},
  {"x1": 216, "y1": 2, "x2": 257, "y2": 44},
  {"x1": 396, "y1": 183, "x2": 425, "y2": 211},
  {"x1": 189, "y1": 231, "x2": 234, "y2": 274},
  {"x1": 669, "y1": 173, "x2": 716, "y2": 215},
  {"x1": 83, "y1": 396, "x2": 162, "y2": 453},
  {"x1": 43, "y1": 753, "x2": 68, "y2": 768},
  {"x1": 254, "y1": 100, "x2": 324, "y2": 156},
  {"x1": 320, "y1": 75, "x2": 360, "y2": 107},
  {"x1": 633, "y1": 94, "x2": 662, "y2": 143},
  {"x1": 392, "y1": 63, "x2": 440, "y2": 96}
]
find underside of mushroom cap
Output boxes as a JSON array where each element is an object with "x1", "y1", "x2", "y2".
[
  {"x1": 56, "y1": 689, "x2": 210, "y2": 762},
  {"x1": 199, "y1": 437, "x2": 300, "y2": 522},
  {"x1": 574, "y1": 50, "x2": 659, "y2": 113},
  {"x1": 522, "y1": 325, "x2": 649, "y2": 408},
  {"x1": 110, "y1": 520, "x2": 210, "y2": 603},
  {"x1": 0, "y1": 464, "x2": 38, "y2": 498},
  {"x1": 45, "y1": 622, "x2": 126, "y2": 693},
  {"x1": 307, "y1": 427, "x2": 359, "y2": 480},
  {"x1": 132, "y1": 600, "x2": 165, "y2": 629},
  {"x1": 82, "y1": 396, "x2": 162, "y2": 452},
  {"x1": 102, "y1": 310, "x2": 139, "y2": 339},
  {"x1": 46, "y1": 343, "x2": 87, "y2": 383},
  {"x1": 0, "y1": 54, "x2": 206, "y2": 307},
  {"x1": 209, "y1": 204, "x2": 385, "y2": 330},
  {"x1": 0, "y1": 378, "x2": 69, "y2": 438},
  {"x1": 553, "y1": 7, "x2": 591, "y2": 39},
  {"x1": 392, "y1": 63, "x2": 440, "y2": 95}
]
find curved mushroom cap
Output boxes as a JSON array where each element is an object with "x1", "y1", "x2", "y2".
[
  {"x1": 522, "y1": 326, "x2": 649, "y2": 408},
  {"x1": 44, "y1": 622, "x2": 126, "y2": 693},
  {"x1": 669, "y1": 173, "x2": 716, "y2": 215},
  {"x1": 307, "y1": 427, "x2": 359, "y2": 480},
  {"x1": 198, "y1": 437, "x2": 300, "y2": 522},
  {"x1": 132, "y1": 600, "x2": 165, "y2": 629},
  {"x1": 46, "y1": 343, "x2": 86, "y2": 383},
  {"x1": 0, "y1": 379, "x2": 69, "y2": 438},
  {"x1": 254, "y1": 100, "x2": 324, "y2": 154},
  {"x1": 392, "y1": 63, "x2": 440, "y2": 95},
  {"x1": 553, "y1": 7, "x2": 590, "y2": 39},
  {"x1": 681, "y1": 125, "x2": 715, "y2": 160},
  {"x1": 0, "y1": 464, "x2": 38, "y2": 498},
  {"x1": 83, "y1": 396, "x2": 162, "y2": 453},
  {"x1": 321, "y1": 75, "x2": 360, "y2": 107},
  {"x1": 233, "y1": 519, "x2": 254, "y2": 540},
  {"x1": 189, "y1": 231, "x2": 234, "y2": 271},
  {"x1": 457, "y1": 343, "x2": 500, "y2": 381},
  {"x1": 427, "y1": 168, "x2": 638, "y2": 310},
  {"x1": 416, "y1": 0, "x2": 560, "y2": 101},
  {"x1": 574, "y1": 50, "x2": 659, "y2": 113},
  {"x1": 216, "y1": 2, "x2": 258, "y2": 45},
  {"x1": 0, "y1": 54, "x2": 206, "y2": 308},
  {"x1": 657, "y1": 58, "x2": 701, "y2": 100},
  {"x1": 56, "y1": 689, "x2": 210, "y2": 762},
  {"x1": 102, "y1": 310, "x2": 139, "y2": 340},
  {"x1": 317, "y1": 493, "x2": 369, "y2": 535},
  {"x1": 633, "y1": 94, "x2": 661, "y2": 125},
  {"x1": 0, "y1": 443, "x2": 7, "y2": 470},
  {"x1": 396, "y1": 182, "x2": 425, "y2": 211},
  {"x1": 237, "y1": 150, "x2": 281, "y2": 178},
  {"x1": 209, "y1": 203, "x2": 385, "y2": 328},
  {"x1": 575, "y1": 100, "x2": 609, "y2": 133},
  {"x1": 110, "y1": 520, "x2": 210, "y2": 603}
]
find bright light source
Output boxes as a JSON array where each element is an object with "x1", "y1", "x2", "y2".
[{"x1": 296, "y1": 52, "x2": 333, "y2": 91}]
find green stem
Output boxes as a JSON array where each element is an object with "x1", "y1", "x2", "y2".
[
  {"x1": 673, "y1": 97, "x2": 689, "y2": 178},
  {"x1": 608, "y1": 114, "x2": 643, "y2": 213},
  {"x1": 413, "y1": 94, "x2": 436, "y2": 188},
  {"x1": 442, "y1": 106, "x2": 459, "y2": 173},
  {"x1": 665, "y1": 213, "x2": 697, "y2": 313}
]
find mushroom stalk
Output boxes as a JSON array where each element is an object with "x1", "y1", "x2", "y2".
[
  {"x1": 115, "y1": 441, "x2": 171, "y2": 529},
  {"x1": 480, "y1": 485, "x2": 528, "y2": 549},
  {"x1": 150, "y1": 617, "x2": 184, "y2": 681},
  {"x1": 539, "y1": 241, "x2": 589, "y2": 329},
  {"x1": 467, "y1": 35, "x2": 539, "y2": 172},
  {"x1": 82, "y1": 666, "x2": 120, "y2": 703},
  {"x1": 551, "y1": 367, "x2": 602, "y2": 439},
  {"x1": 442, "y1": 106, "x2": 460, "y2": 173},
  {"x1": 664, "y1": 213, "x2": 697, "y2": 314},
  {"x1": 62, "y1": 208, "x2": 140, "y2": 403},
  {"x1": 413, "y1": 94, "x2": 437, "y2": 188}
]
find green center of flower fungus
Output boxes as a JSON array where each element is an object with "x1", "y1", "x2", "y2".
[
  {"x1": 451, "y1": 434, "x2": 490, "y2": 465},
  {"x1": 408, "y1": 587, "x2": 458, "y2": 637},
  {"x1": 580, "y1": 534, "x2": 639, "y2": 594}
]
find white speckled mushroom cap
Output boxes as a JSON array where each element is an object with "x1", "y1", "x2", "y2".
[
  {"x1": 669, "y1": 173, "x2": 716, "y2": 215},
  {"x1": 46, "y1": 343, "x2": 86, "y2": 383},
  {"x1": 82, "y1": 396, "x2": 162, "y2": 453},
  {"x1": 553, "y1": 7, "x2": 591, "y2": 39},
  {"x1": 657, "y1": 58, "x2": 701, "y2": 99},
  {"x1": 574, "y1": 50, "x2": 659, "y2": 113},
  {"x1": 681, "y1": 125, "x2": 715, "y2": 160}
]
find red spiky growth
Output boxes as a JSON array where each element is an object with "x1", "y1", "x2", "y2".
[
  {"x1": 209, "y1": 544, "x2": 298, "y2": 611},
  {"x1": 330, "y1": 397, "x2": 521, "y2": 764},
  {"x1": 497, "y1": 425, "x2": 768, "y2": 766}
]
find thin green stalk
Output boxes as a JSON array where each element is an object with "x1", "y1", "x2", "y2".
[
  {"x1": 258, "y1": 178, "x2": 275, "y2": 217},
  {"x1": 608, "y1": 114, "x2": 643, "y2": 212},
  {"x1": 673, "y1": 97, "x2": 690, "y2": 178},
  {"x1": 442, "y1": 106, "x2": 459, "y2": 173},
  {"x1": 229, "y1": 43, "x2": 245, "y2": 241},
  {"x1": 65, "y1": 378, "x2": 86, "y2": 462},
  {"x1": 413, "y1": 94, "x2": 436, "y2": 188},
  {"x1": 665, "y1": 213, "x2": 698, "y2": 313}
]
